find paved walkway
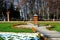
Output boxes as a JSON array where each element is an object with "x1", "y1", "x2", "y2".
[
  {"x1": 36, "y1": 26, "x2": 60, "y2": 40},
  {"x1": 27, "y1": 22, "x2": 60, "y2": 40}
]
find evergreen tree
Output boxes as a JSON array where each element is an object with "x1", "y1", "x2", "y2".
[
  {"x1": 9, "y1": 3, "x2": 14, "y2": 12},
  {"x1": 0, "y1": 0, "x2": 4, "y2": 13}
]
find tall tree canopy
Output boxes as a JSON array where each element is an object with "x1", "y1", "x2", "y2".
[{"x1": 0, "y1": 0, "x2": 4, "y2": 13}]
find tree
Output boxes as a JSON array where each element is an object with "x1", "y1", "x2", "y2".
[
  {"x1": 0, "y1": 0, "x2": 4, "y2": 13},
  {"x1": 28, "y1": 0, "x2": 35, "y2": 20}
]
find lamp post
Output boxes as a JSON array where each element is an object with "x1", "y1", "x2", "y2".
[{"x1": 34, "y1": 14, "x2": 38, "y2": 26}]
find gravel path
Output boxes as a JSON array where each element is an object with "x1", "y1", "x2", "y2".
[
  {"x1": 27, "y1": 22, "x2": 60, "y2": 40},
  {"x1": 36, "y1": 27, "x2": 60, "y2": 40}
]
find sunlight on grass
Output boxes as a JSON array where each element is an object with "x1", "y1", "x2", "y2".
[
  {"x1": 38, "y1": 21, "x2": 60, "y2": 32},
  {"x1": 0, "y1": 22, "x2": 33, "y2": 33}
]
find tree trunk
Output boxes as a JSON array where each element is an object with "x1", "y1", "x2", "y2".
[
  {"x1": 57, "y1": 8, "x2": 59, "y2": 20},
  {"x1": 41, "y1": 0, "x2": 45, "y2": 20},
  {"x1": 7, "y1": 11, "x2": 10, "y2": 22},
  {"x1": 47, "y1": 7, "x2": 49, "y2": 20}
]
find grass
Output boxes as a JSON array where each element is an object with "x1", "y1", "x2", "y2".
[
  {"x1": 38, "y1": 21, "x2": 60, "y2": 32},
  {"x1": 0, "y1": 22, "x2": 33, "y2": 33}
]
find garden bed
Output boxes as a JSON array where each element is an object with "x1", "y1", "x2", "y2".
[
  {"x1": 0, "y1": 22, "x2": 33, "y2": 33},
  {"x1": 0, "y1": 33, "x2": 40, "y2": 40},
  {"x1": 38, "y1": 21, "x2": 60, "y2": 32}
]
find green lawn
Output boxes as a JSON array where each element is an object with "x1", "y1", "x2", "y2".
[
  {"x1": 38, "y1": 21, "x2": 60, "y2": 32},
  {"x1": 0, "y1": 22, "x2": 33, "y2": 33}
]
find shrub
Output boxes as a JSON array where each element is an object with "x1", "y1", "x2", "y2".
[
  {"x1": 0, "y1": 36, "x2": 4, "y2": 40},
  {"x1": 32, "y1": 27, "x2": 37, "y2": 32},
  {"x1": 46, "y1": 24, "x2": 55, "y2": 30}
]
